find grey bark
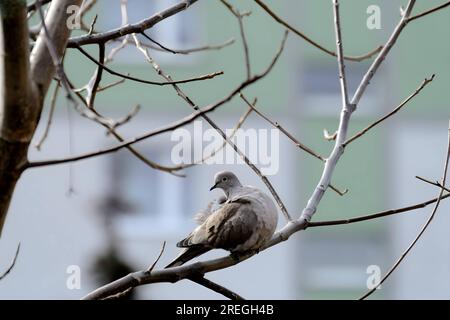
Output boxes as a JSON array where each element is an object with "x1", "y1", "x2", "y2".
[{"x1": 0, "y1": 0, "x2": 82, "y2": 235}]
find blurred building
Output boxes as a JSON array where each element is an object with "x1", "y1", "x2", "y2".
[{"x1": 0, "y1": 0, "x2": 449, "y2": 299}]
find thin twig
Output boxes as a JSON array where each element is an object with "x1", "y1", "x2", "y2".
[
  {"x1": 27, "y1": 0, "x2": 52, "y2": 13},
  {"x1": 299, "y1": 0, "x2": 417, "y2": 223},
  {"x1": 147, "y1": 241, "x2": 166, "y2": 272},
  {"x1": 219, "y1": 0, "x2": 251, "y2": 79},
  {"x1": 240, "y1": 92, "x2": 324, "y2": 161},
  {"x1": 109, "y1": 105, "x2": 141, "y2": 131},
  {"x1": 35, "y1": 81, "x2": 60, "y2": 150},
  {"x1": 0, "y1": 244, "x2": 21, "y2": 281},
  {"x1": 67, "y1": 0, "x2": 199, "y2": 47},
  {"x1": 88, "y1": 14, "x2": 98, "y2": 35},
  {"x1": 141, "y1": 31, "x2": 177, "y2": 54},
  {"x1": 75, "y1": 44, "x2": 224, "y2": 86},
  {"x1": 140, "y1": 38, "x2": 236, "y2": 55},
  {"x1": 189, "y1": 276, "x2": 245, "y2": 300},
  {"x1": 66, "y1": 78, "x2": 185, "y2": 177},
  {"x1": 87, "y1": 43, "x2": 105, "y2": 108},
  {"x1": 253, "y1": 0, "x2": 382, "y2": 62},
  {"x1": 172, "y1": 105, "x2": 254, "y2": 170},
  {"x1": 407, "y1": 1, "x2": 450, "y2": 22},
  {"x1": 345, "y1": 74, "x2": 435, "y2": 146},
  {"x1": 239, "y1": 94, "x2": 348, "y2": 196},
  {"x1": 333, "y1": 0, "x2": 350, "y2": 108},
  {"x1": 307, "y1": 192, "x2": 450, "y2": 227},
  {"x1": 415, "y1": 176, "x2": 450, "y2": 193},
  {"x1": 132, "y1": 31, "x2": 292, "y2": 222},
  {"x1": 96, "y1": 78, "x2": 126, "y2": 92},
  {"x1": 351, "y1": 1, "x2": 416, "y2": 106},
  {"x1": 360, "y1": 122, "x2": 450, "y2": 300},
  {"x1": 26, "y1": 40, "x2": 287, "y2": 170}
]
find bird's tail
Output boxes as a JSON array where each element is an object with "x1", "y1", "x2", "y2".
[{"x1": 165, "y1": 246, "x2": 211, "y2": 268}]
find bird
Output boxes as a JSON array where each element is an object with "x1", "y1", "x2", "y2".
[{"x1": 165, "y1": 171, "x2": 278, "y2": 268}]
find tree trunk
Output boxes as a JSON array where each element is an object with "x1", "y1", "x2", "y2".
[{"x1": 0, "y1": 0, "x2": 82, "y2": 235}]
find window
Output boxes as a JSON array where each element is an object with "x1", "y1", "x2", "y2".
[{"x1": 101, "y1": 147, "x2": 193, "y2": 238}]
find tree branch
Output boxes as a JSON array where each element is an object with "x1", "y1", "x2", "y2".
[
  {"x1": 132, "y1": 31, "x2": 292, "y2": 222},
  {"x1": 75, "y1": 44, "x2": 224, "y2": 87},
  {"x1": 140, "y1": 37, "x2": 236, "y2": 55},
  {"x1": 189, "y1": 275, "x2": 244, "y2": 300},
  {"x1": 333, "y1": 0, "x2": 350, "y2": 108},
  {"x1": 27, "y1": 0, "x2": 52, "y2": 13},
  {"x1": 307, "y1": 192, "x2": 450, "y2": 227},
  {"x1": 360, "y1": 121, "x2": 450, "y2": 300},
  {"x1": 407, "y1": 1, "x2": 450, "y2": 22},
  {"x1": 87, "y1": 43, "x2": 105, "y2": 108},
  {"x1": 26, "y1": 36, "x2": 288, "y2": 170},
  {"x1": 415, "y1": 176, "x2": 450, "y2": 193},
  {"x1": 34, "y1": 80, "x2": 60, "y2": 150},
  {"x1": 299, "y1": 0, "x2": 417, "y2": 223},
  {"x1": 0, "y1": 243, "x2": 20, "y2": 281},
  {"x1": 351, "y1": 1, "x2": 416, "y2": 106},
  {"x1": 0, "y1": 0, "x2": 40, "y2": 234},
  {"x1": 219, "y1": 0, "x2": 251, "y2": 79},
  {"x1": 344, "y1": 74, "x2": 435, "y2": 146},
  {"x1": 67, "y1": 0, "x2": 199, "y2": 47},
  {"x1": 30, "y1": 0, "x2": 83, "y2": 101},
  {"x1": 253, "y1": 0, "x2": 382, "y2": 62}
]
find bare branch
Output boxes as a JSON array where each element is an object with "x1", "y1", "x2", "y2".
[
  {"x1": 415, "y1": 176, "x2": 450, "y2": 193},
  {"x1": 240, "y1": 90, "x2": 324, "y2": 162},
  {"x1": 0, "y1": 243, "x2": 21, "y2": 281},
  {"x1": 86, "y1": 43, "x2": 105, "y2": 108},
  {"x1": 0, "y1": 0, "x2": 60, "y2": 234},
  {"x1": 109, "y1": 105, "x2": 141, "y2": 131},
  {"x1": 189, "y1": 276, "x2": 244, "y2": 300},
  {"x1": 299, "y1": 0, "x2": 417, "y2": 223},
  {"x1": 26, "y1": 35, "x2": 288, "y2": 170},
  {"x1": 66, "y1": 78, "x2": 185, "y2": 177},
  {"x1": 27, "y1": 0, "x2": 52, "y2": 13},
  {"x1": 31, "y1": 0, "x2": 83, "y2": 100},
  {"x1": 87, "y1": 14, "x2": 98, "y2": 36},
  {"x1": 140, "y1": 32, "x2": 177, "y2": 55},
  {"x1": 147, "y1": 241, "x2": 166, "y2": 272},
  {"x1": 407, "y1": 1, "x2": 450, "y2": 22},
  {"x1": 75, "y1": 44, "x2": 224, "y2": 86},
  {"x1": 253, "y1": 0, "x2": 382, "y2": 62},
  {"x1": 360, "y1": 122, "x2": 450, "y2": 300},
  {"x1": 307, "y1": 192, "x2": 450, "y2": 228},
  {"x1": 351, "y1": 1, "x2": 416, "y2": 106},
  {"x1": 35, "y1": 81, "x2": 60, "y2": 150},
  {"x1": 219, "y1": 0, "x2": 251, "y2": 79},
  {"x1": 239, "y1": 94, "x2": 348, "y2": 196},
  {"x1": 67, "y1": 0, "x2": 199, "y2": 47},
  {"x1": 141, "y1": 38, "x2": 236, "y2": 55},
  {"x1": 132, "y1": 31, "x2": 292, "y2": 222},
  {"x1": 333, "y1": 0, "x2": 350, "y2": 108},
  {"x1": 170, "y1": 105, "x2": 254, "y2": 171},
  {"x1": 96, "y1": 78, "x2": 126, "y2": 92},
  {"x1": 344, "y1": 74, "x2": 435, "y2": 146}
]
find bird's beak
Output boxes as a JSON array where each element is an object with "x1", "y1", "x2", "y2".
[{"x1": 209, "y1": 183, "x2": 218, "y2": 191}]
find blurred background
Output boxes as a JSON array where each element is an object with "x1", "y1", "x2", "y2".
[{"x1": 0, "y1": 0, "x2": 449, "y2": 299}]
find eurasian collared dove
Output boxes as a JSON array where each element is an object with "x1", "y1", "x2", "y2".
[{"x1": 165, "y1": 171, "x2": 278, "y2": 268}]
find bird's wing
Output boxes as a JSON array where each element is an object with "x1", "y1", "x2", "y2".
[
  {"x1": 177, "y1": 200, "x2": 257, "y2": 251},
  {"x1": 193, "y1": 195, "x2": 227, "y2": 225}
]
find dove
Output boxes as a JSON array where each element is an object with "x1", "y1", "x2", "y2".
[{"x1": 165, "y1": 171, "x2": 278, "y2": 268}]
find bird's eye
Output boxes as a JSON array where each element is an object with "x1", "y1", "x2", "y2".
[{"x1": 222, "y1": 177, "x2": 227, "y2": 182}]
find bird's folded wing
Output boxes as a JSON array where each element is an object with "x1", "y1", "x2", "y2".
[
  {"x1": 206, "y1": 201, "x2": 258, "y2": 250},
  {"x1": 177, "y1": 201, "x2": 258, "y2": 251}
]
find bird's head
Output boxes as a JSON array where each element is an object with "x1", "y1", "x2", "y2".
[{"x1": 210, "y1": 171, "x2": 242, "y2": 196}]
